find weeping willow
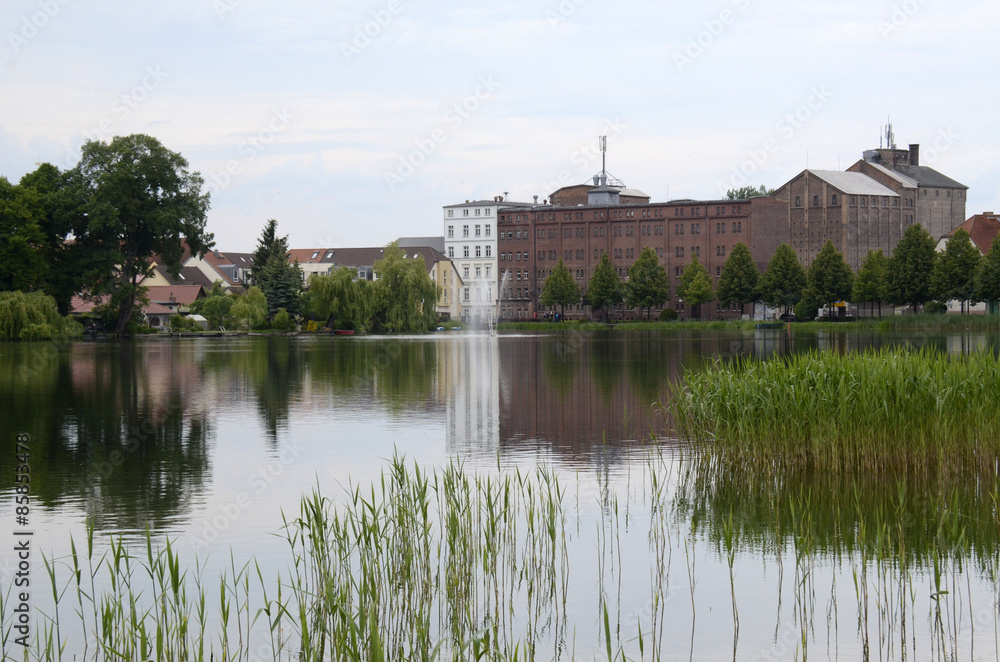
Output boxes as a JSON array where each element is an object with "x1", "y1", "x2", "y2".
[{"x1": 0, "y1": 290, "x2": 83, "y2": 341}]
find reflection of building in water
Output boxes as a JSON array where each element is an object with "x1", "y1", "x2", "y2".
[{"x1": 442, "y1": 336, "x2": 500, "y2": 454}]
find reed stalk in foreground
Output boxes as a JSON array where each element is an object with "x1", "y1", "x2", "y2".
[{"x1": 671, "y1": 347, "x2": 1000, "y2": 473}]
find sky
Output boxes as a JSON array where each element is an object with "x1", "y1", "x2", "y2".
[{"x1": 2, "y1": 0, "x2": 998, "y2": 253}]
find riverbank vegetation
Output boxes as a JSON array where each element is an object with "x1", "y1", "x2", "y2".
[
  {"x1": 0, "y1": 291, "x2": 83, "y2": 341},
  {"x1": 672, "y1": 347, "x2": 1000, "y2": 473}
]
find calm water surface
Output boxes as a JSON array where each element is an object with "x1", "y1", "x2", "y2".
[{"x1": 2, "y1": 329, "x2": 1000, "y2": 660}]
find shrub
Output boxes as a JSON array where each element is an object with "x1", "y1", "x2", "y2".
[
  {"x1": 659, "y1": 307, "x2": 679, "y2": 321},
  {"x1": 272, "y1": 308, "x2": 295, "y2": 332},
  {"x1": 924, "y1": 301, "x2": 948, "y2": 315}
]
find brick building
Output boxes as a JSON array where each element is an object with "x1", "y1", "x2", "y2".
[
  {"x1": 496, "y1": 187, "x2": 786, "y2": 321},
  {"x1": 774, "y1": 142, "x2": 968, "y2": 270}
]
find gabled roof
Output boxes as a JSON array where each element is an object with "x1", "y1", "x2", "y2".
[
  {"x1": 893, "y1": 165, "x2": 968, "y2": 190},
  {"x1": 143, "y1": 302, "x2": 176, "y2": 316},
  {"x1": 862, "y1": 161, "x2": 919, "y2": 189},
  {"x1": 144, "y1": 285, "x2": 205, "y2": 305},
  {"x1": 145, "y1": 265, "x2": 217, "y2": 289},
  {"x1": 398, "y1": 246, "x2": 451, "y2": 272},
  {"x1": 803, "y1": 170, "x2": 899, "y2": 197},
  {"x1": 944, "y1": 213, "x2": 1000, "y2": 254},
  {"x1": 288, "y1": 248, "x2": 335, "y2": 264}
]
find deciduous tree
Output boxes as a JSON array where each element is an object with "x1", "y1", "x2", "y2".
[
  {"x1": 373, "y1": 242, "x2": 439, "y2": 332},
  {"x1": 853, "y1": 249, "x2": 888, "y2": 317},
  {"x1": 585, "y1": 251, "x2": 623, "y2": 321},
  {"x1": 975, "y1": 236, "x2": 1000, "y2": 309},
  {"x1": 625, "y1": 247, "x2": 669, "y2": 320},
  {"x1": 930, "y1": 228, "x2": 982, "y2": 313},
  {"x1": 808, "y1": 240, "x2": 853, "y2": 313},
  {"x1": 716, "y1": 242, "x2": 759, "y2": 316},
  {"x1": 540, "y1": 257, "x2": 581, "y2": 320},
  {"x1": 74, "y1": 134, "x2": 212, "y2": 335},
  {"x1": 887, "y1": 224, "x2": 936, "y2": 312},
  {"x1": 676, "y1": 254, "x2": 714, "y2": 319},
  {"x1": 758, "y1": 243, "x2": 807, "y2": 314}
]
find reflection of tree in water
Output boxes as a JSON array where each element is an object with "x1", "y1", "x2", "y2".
[
  {"x1": 674, "y1": 457, "x2": 1000, "y2": 564},
  {"x1": 540, "y1": 337, "x2": 581, "y2": 398},
  {"x1": 588, "y1": 332, "x2": 625, "y2": 405},
  {"x1": 0, "y1": 342, "x2": 210, "y2": 532}
]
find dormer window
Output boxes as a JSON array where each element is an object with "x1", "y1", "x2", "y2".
[
  {"x1": 326, "y1": 251, "x2": 334, "y2": 259},
  {"x1": 311, "y1": 251, "x2": 319, "y2": 260}
]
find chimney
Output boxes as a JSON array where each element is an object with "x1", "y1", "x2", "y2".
[{"x1": 909, "y1": 144, "x2": 920, "y2": 166}]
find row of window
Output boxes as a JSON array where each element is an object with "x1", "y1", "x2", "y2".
[
  {"x1": 446, "y1": 208, "x2": 493, "y2": 218},
  {"x1": 447, "y1": 245, "x2": 493, "y2": 259},
  {"x1": 499, "y1": 252, "x2": 528, "y2": 261},
  {"x1": 447, "y1": 224, "x2": 493, "y2": 238},
  {"x1": 460, "y1": 265, "x2": 492, "y2": 279}
]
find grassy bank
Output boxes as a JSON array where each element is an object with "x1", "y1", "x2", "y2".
[
  {"x1": 671, "y1": 347, "x2": 1000, "y2": 473},
  {"x1": 500, "y1": 313, "x2": 1000, "y2": 333}
]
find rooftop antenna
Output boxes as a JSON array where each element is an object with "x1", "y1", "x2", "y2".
[{"x1": 600, "y1": 135, "x2": 607, "y2": 185}]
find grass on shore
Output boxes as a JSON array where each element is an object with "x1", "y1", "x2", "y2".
[
  {"x1": 671, "y1": 346, "x2": 1000, "y2": 473},
  {"x1": 500, "y1": 313, "x2": 1000, "y2": 333}
]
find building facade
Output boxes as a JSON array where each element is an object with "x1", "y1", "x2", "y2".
[
  {"x1": 496, "y1": 193, "x2": 786, "y2": 320},
  {"x1": 443, "y1": 197, "x2": 534, "y2": 322}
]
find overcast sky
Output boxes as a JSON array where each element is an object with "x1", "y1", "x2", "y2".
[{"x1": 2, "y1": 0, "x2": 997, "y2": 252}]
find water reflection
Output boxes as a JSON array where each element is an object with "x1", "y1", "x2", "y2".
[{"x1": 2, "y1": 329, "x2": 999, "y2": 534}]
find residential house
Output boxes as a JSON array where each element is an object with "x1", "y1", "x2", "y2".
[{"x1": 936, "y1": 212, "x2": 1000, "y2": 314}]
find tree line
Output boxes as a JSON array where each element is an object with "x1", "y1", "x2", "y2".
[{"x1": 538, "y1": 224, "x2": 1000, "y2": 321}]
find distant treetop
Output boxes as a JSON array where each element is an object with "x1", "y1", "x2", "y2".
[{"x1": 726, "y1": 185, "x2": 774, "y2": 200}]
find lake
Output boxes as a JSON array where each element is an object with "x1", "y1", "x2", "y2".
[{"x1": 2, "y1": 328, "x2": 999, "y2": 660}]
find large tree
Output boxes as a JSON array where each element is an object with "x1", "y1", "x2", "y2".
[
  {"x1": 930, "y1": 229, "x2": 982, "y2": 313},
  {"x1": 0, "y1": 176, "x2": 47, "y2": 292},
  {"x1": 74, "y1": 134, "x2": 212, "y2": 334},
  {"x1": 975, "y1": 236, "x2": 1000, "y2": 310},
  {"x1": 373, "y1": 241, "x2": 439, "y2": 332},
  {"x1": 758, "y1": 243, "x2": 807, "y2": 314},
  {"x1": 540, "y1": 257, "x2": 581, "y2": 320},
  {"x1": 852, "y1": 249, "x2": 889, "y2": 317},
  {"x1": 251, "y1": 219, "x2": 302, "y2": 317},
  {"x1": 625, "y1": 247, "x2": 670, "y2": 320},
  {"x1": 886, "y1": 224, "x2": 937, "y2": 312},
  {"x1": 716, "y1": 242, "x2": 759, "y2": 316},
  {"x1": 310, "y1": 266, "x2": 376, "y2": 331},
  {"x1": 808, "y1": 240, "x2": 854, "y2": 314},
  {"x1": 585, "y1": 252, "x2": 623, "y2": 321},
  {"x1": 676, "y1": 254, "x2": 714, "y2": 320}
]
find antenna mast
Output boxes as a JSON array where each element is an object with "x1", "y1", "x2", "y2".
[{"x1": 600, "y1": 135, "x2": 607, "y2": 180}]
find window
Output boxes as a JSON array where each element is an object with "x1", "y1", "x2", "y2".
[
  {"x1": 475, "y1": 208, "x2": 481, "y2": 216},
  {"x1": 486, "y1": 267, "x2": 491, "y2": 278},
  {"x1": 448, "y1": 226, "x2": 454, "y2": 238},
  {"x1": 448, "y1": 210, "x2": 454, "y2": 217},
  {"x1": 475, "y1": 246, "x2": 481, "y2": 257},
  {"x1": 463, "y1": 209, "x2": 469, "y2": 217},
  {"x1": 475, "y1": 225, "x2": 481, "y2": 237},
  {"x1": 795, "y1": 196, "x2": 801, "y2": 207},
  {"x1": 448, "y1": 246, "x2": 454, "y2": 258},
  {"x1": 485, "y1": 246, "x2": 491, "y2": 257},
  {"x1": 475, "y1": 266, "x2": 481, "y2": 278},
  {"x1": 311, "y1": 251, "x2": 319, "y2": 260},
  {"x1": 464, "y1": 288, "x2": 469, "y2": 301},
  {"x1": 463, "y1": 246, "x2": 470, "y2": 258},
  {"x1": 463, "y1": 225, "x2": 469, "y2": 237},
  {"x1": 813, "y1": 195, "x2": 819, "y2": 206},
  {"x1": 831, "y1": 195, "x2": 838, "y2": 205},
  {"x1": 463, "y1": 266, "x2": 469, "y2": 278},
  {"x1": 516, "y1": 252, "x2": 521, "y2": 261},
  {"x1": 507, "y1": 252, "x2": 512, "y2": 261},
  {"x1": 485, "y1": 225, "x2": 491, "y2": 236},
  {"x1": 594, "y1": 249, "x2": 599, "y2": 259}
]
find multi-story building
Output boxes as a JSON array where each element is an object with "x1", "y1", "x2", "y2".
[
  {"x1": 774, "y1": 141, "x2": 968, "y2": 270},
  {"x1": 443, "y1": 197, "x2": 534, "y2": 322},
  {"x1": 496, "y1": 183, "x2": 786, "y2": 320}
]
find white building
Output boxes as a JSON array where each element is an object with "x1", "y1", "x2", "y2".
[{"x1": 443, "y1": 197, "x2": 534, "y2": 323}]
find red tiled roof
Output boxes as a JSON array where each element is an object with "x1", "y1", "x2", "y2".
[
  {"x1": 288, "y1": 248, "x2": 335, "y2": 264},
  {"x1": 946, "y1": 213, "x2": 1000, "y2": 254},
  {"x1": 144, "y1": 302, "x2": 176, "y2": 315},
  {"x1": 144, "y1": 285, "x2": 205, "y2": 305}
]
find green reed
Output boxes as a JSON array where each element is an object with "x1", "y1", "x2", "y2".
[{"x1": 672, "y1": 347, "x2": 1000, "y2": 473}]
